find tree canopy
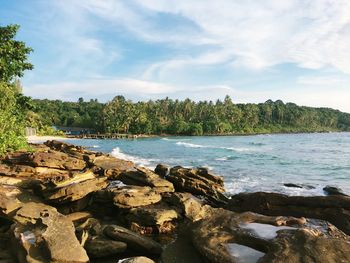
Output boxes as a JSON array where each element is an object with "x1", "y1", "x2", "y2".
[
  {"x1": 0, "y1": 24, "x2": 33, "y2": 83},
  {"x1": 0, "y1": 24, "x2": 33, "y2": 155},
  {"x1": 31, "y1": 96, "x2": 350, "y2": 136}
]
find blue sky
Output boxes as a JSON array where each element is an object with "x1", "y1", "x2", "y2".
[{"x1": 1, "y1": 0, "x2": 350, "y2": 112}]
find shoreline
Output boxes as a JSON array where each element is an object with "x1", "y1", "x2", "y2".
[{"x1": 26, "y1": 135, "x2": 72, "y2": 143}]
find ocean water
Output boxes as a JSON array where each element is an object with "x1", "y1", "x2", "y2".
[{"x1": 65, "y1": 132, "x2": 350, "y2": 196}]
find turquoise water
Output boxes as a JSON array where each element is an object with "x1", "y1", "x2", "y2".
[{"x1": 64, "y1": 132, "x2": 350, "y2": 196}]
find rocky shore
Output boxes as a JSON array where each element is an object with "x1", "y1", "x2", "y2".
[{"x1": 0, "y1": 140, "x2": 349, "y2": 263}]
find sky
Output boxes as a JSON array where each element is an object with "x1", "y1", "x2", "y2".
[{"x1": 1, "y1": 0, "x2": 350, "y2": 112}]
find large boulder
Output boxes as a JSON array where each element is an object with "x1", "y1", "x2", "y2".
[
  {"x1": 167, "y1": 166, "x2": 228, "y2": 205},
  {"x1": 227, "y1": 192, "x2": 350, "y2": 235},
  {"x1": 104, "y1": 225, "x2": 162, "y2": 255},
  {"x1": 12, "y1": 202, "x2": 89, "y2": 263},
  {"x1": 119, "y1": 167, "x2": 175, "y2": 193}
]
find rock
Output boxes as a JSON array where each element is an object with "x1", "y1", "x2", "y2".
[
  {"x1": 91, "y1": 155, "x2": 134, "y2": 178},
  {"x1": 323, "y1": 185, "x2": 347, "y2": 196},
  {"x1": 12, "y1": 202, "x2": 89, "y2": 263},
  {"x1": 167, "y1": 166, "x2": 228, "y2": 205},
  {"x1": 104, "y1": 225, "x2": 162, "y2": 255},
  {"x1": 85, "y1": 237, "x2": 127, "y2": 258},
  {"x1": 164, "y1": 192, "x2": 209, "y2": 222},
  {"x1": 284, "y1": 183, "x2": 315, "y2": 189},
  {"x1": 227, "y1": 192, "x2": 350, "y2": 235},
  {"x1": 0, "y1": 232, "x2": 16, "y2": 263},
  {"x1": 126, "y1": 205, "x2": 178, "y2": 234},
  {"x1": 118, "y1": 257, "x2": 155, "y2": 263},
  {"x1": 66, "y1": 211, "x2": 93, "y2": 224},
  {"x1": 191, "y1": 208, "x2": 350, "y2": 263},
  {"x1": 112, "y1": 186, "x2": 162, "y2": 209},
  {"x1": 0, "y1": 185, "x2": 40, "y2": 217},
  {"x1": 120, "y1": 167, "x2": 174, "y2": 193},
  {"x1": 154, "y1": 164, "x2": 169, "y2": 177},
  {"x1": 5, "y1": 151, "x2": 86, "y2": 170},
  {"x1": 44, "y1": 140, "x2": 90, "y2": 159},
  {"x1": 41, "y1": 177, "x2": 108, "y2": 203}
]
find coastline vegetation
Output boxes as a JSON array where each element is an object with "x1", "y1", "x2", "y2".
[{"x1": 32, "y1": 95, "x2": 350, "y2": 136}]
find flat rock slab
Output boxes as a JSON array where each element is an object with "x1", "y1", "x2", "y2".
[
  {"x1": 127, "y1": 207, "x2": 178, "y2": 226},
  {"x1": 104, "y1": 225, "x2": 162, "y2": 255},
  {"x1": 6, "y1": 151, "x2": 87, "y2": 170},
  {"x1": 91, "y1": 155, "x2": 134, "y2": 178},
  {"x1": 41, "y1": 177, "x2": 108, "y2": 203}
]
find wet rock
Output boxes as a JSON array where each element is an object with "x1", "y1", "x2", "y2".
[
  {"x1": 104, "y1": 225, "x2": 162, "y2": 255},
  {"x1": 167, "y1": 166, "x2": 228, "y2": 205},
  {"x1": 91, "y1": 155, "x2": 134, "y2": 178},
  {"x1": 227, "y1": 192, "x2": 350, "y2": 235},
  {"x1": 323, "y1": 185, "x2": 347, "y2": 196},
  {"x1": 112, "y1": 186, "x2": 162, "y2": 209},
  {"x1": 191, "y1": 208, "x2": 350, "y2": 263},
  {"x1": 85, "y1": 237, "x2": 127, "y2": 258},
  {"x1": 120, "y1": 167, "x2": 174, "y2": 193},
  {"x1": 154, "y1": 164, "x2": 169, "y2": 177},
  {"x1": 12, "y1": 202, "x2": 89, "y2": 263},
  {"x1": 284, "y1": 183, "x2": 315, "y2": 189},
  {"x1": 0, "y1": 232, "x2": 16, "y2": 263},
  {"x1": 41, "y1": 176, "x2": 108, "y2": 203},
  {"x1": 118, "y1": 257, "x2": 155, "y2": 263}
]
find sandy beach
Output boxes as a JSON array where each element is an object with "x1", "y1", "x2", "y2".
[{"x1": 26, "y1": 135, "x2": 71, "y2": 144}]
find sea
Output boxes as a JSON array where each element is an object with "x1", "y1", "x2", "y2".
[{"x1": 59, "y1": 132, "x2": 350, "y2": 196}]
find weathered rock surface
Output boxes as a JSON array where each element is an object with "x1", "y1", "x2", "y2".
[
  {"x1": 191, "y1": 208, "x2": 350, "y2": 263},
  {"x1": 91, "y1": 155, "x2": 134, "y2": 178},
  {"x1": 120, "y1": 167, "x2": 174, "y2": 193},
  {"x1": 227, "y1": 192, "x2": 350, "y2": 235},
  {"x1": 12, "y1": 202, "x2": 89, "y2": 263},
  {"x1": 112, "y1": 186, "x2": 162, "y2": 209},
  {"x1": 5, "y1": 150, "x2": 86, "y2": 170},
  {"x1": 41, "y1": 176, "x2": 108, "y2": 203},
  {"x1": 164, "y1": 192, "x2": 211, "y2": 222},
  {"x1": 104, "y1": 225, "x2": 163, "y2": 255},
  {"x1": 167, "y1": 166, "x2": 228, "y2": 205}
]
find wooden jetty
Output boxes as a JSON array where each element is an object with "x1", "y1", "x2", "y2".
[{"x1": 66, "y1": 133, "x2": 151, "y2": 139}]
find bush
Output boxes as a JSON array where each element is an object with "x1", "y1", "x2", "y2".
[{"x1": 0, "y1": 82, "x2": 27, "y2": 155}]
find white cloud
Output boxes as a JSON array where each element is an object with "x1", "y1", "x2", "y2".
[
  {"x1": 24, "y1": 78, "x2": 178, "y2": 101},
  {"x1": 132, "y1": 0, "x2": 350, "y2": 78}
]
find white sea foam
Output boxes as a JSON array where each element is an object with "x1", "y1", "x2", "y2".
[
  {"x1": 215, "y1": 157, "x2": 228, "y2": 161},
  {"x1": 222, "y1": 147, "x2": 256, "y2": 152},
  {"x1": 111, "y1": 147, "x2": 151, "y2": 167},
  {"x1": 91, "y1": 145, "x2": 100, "y2": 148},
  {"x1": 175, "y1": 141, "x2": 208, "y2": 148}
]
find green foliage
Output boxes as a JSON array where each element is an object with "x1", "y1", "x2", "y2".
[
  {"x1": 0, "y1": 24, "x2": 33, "y2": 83},
  {"x1": 31, "y1": 95, "x2": 350, "y2": 136},
  {"x1": 0, "y1": 82, "x2": 27, "y2": 155}
]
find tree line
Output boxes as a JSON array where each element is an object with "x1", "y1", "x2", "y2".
[{"x1": 31, "y1": 95, "x2": 350, "y2": 135}]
